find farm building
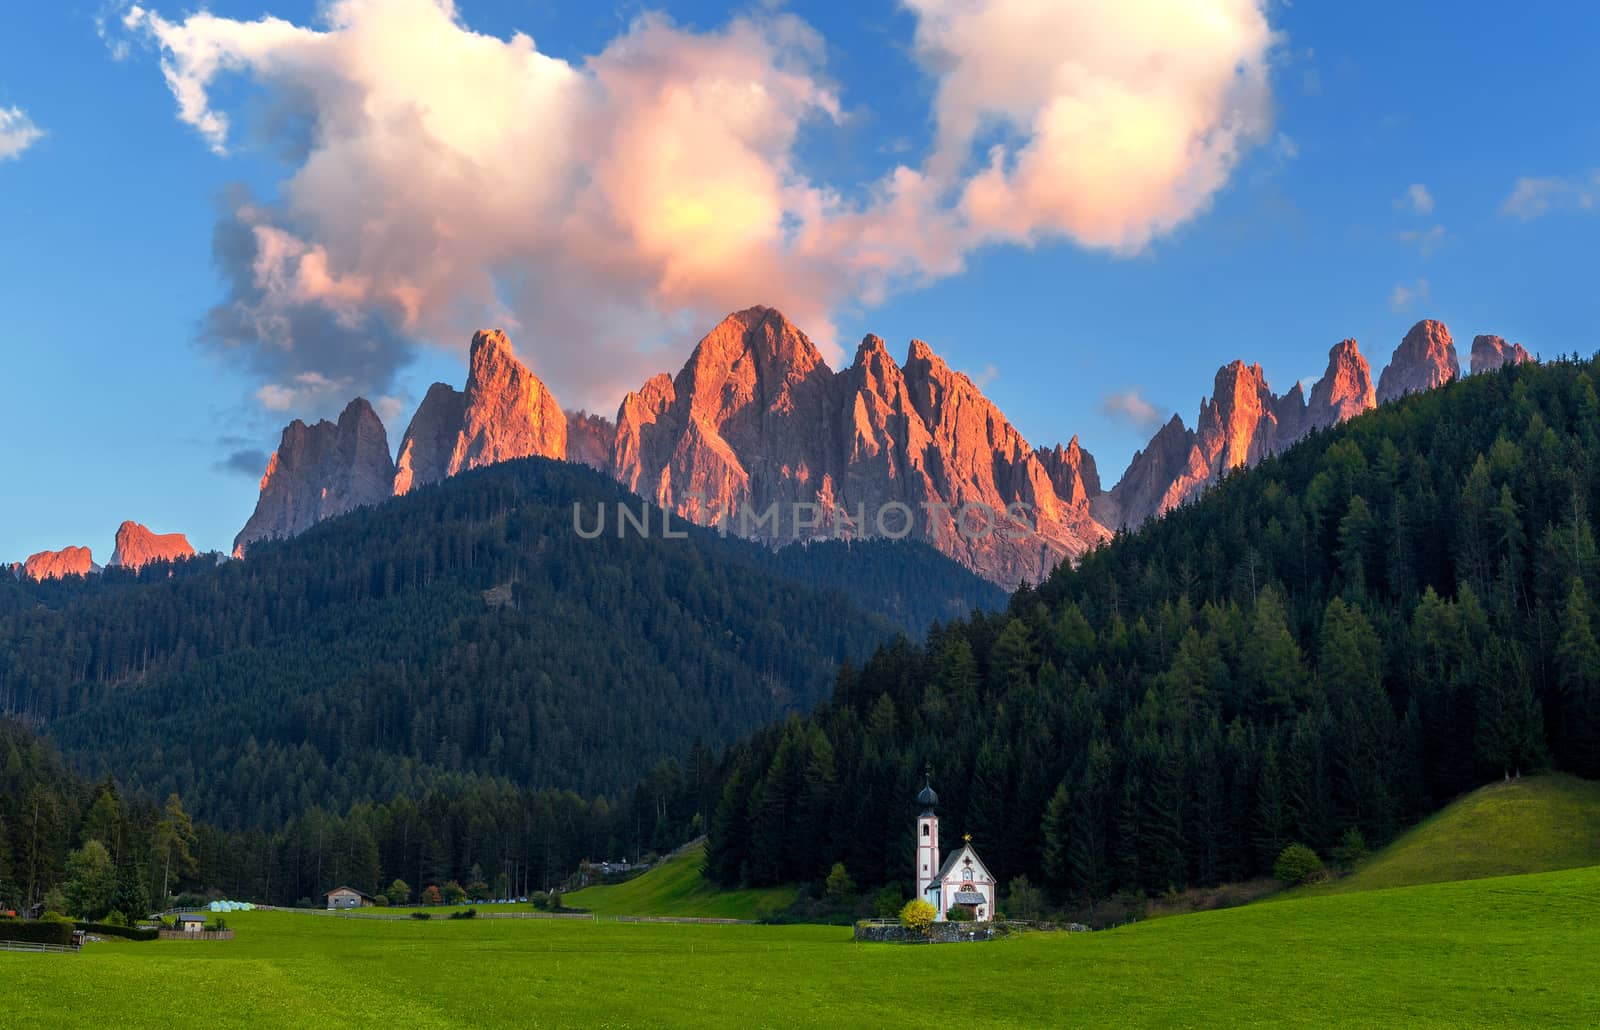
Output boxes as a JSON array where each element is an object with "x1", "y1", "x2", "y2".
[
  {"x1": 175, "y1": 912, "x2": 208, "y2": 933},
  {"x1": 325, "y1": 886, "x2": 374, "y2": 910}
]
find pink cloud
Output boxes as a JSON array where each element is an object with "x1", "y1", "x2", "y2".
[{"x1": 120, "y1": 0, "x2": 1278, "y2": 416}]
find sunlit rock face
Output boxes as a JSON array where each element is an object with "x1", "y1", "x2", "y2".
[
  {"x1": 1036, "y1": 437, "x2": 1101, "y2": 507},
  {"x1": 1099, "y1": 340, "x2": 1379, "y2": 530},
  {"x1": 1470, "y1": 334, "x2": 1533, "y2": 375},
  {"x1": 233, "y1": 398, "x2": 396, "y2": 557},
  {"x1": 229, "y1": 307, "x2": 1493, "y2": 586},
  {"x1": 109, "y1": 521, "x2": 195, "y2": 570},
  {"x1": 1377, "y1": 319, "x2": 1460, "y2": 404},
  {"x1": 1094, "y1": 415, "x2": 1195, "y2": 531},
  {"x1": 611, "y1": 307, "x2": 1107, "y2": 588},
  {"x1": 1307, "y1": 339, "x2": 1376, "y2": 430},
  {"x1": 393, "y1": 383, "x2": 466, "y2": 496},
  {"x1": 564, "y1": 410, "x2": 616, "y2": 472},
  {"x1": 446, "y1": 329, "x2": 567, "y2": 478},
  {"x1": 20, "y1": 546, "x2": 98, "y2": 580}
]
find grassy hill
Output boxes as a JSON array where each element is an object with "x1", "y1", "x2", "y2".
[
  {"x1": 564, "y1": 841, "x2": 798, "y2": 919},
  {"x1": 8, "y1": 865, "x2": 1600, "y2": 1026},
  {"x1": 1306, "y1": 773, "x2": 1600, "y2": 896}
]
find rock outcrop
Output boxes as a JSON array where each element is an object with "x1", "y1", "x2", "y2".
[
  {"x1": 1377, "y1": 319, "x2": 1459, "y2": 404},
  {"x1": 21, "y1": 546, "x2": 98, "y2": 580},
  {"x1": 1035, "y1": 437, "x2": 1101, "y2": 506},
  {"x1": 1469, "y1": 334, "x2": 1533, "y2": 375},
  {"x1": 1307, "y1": 339, "x2": 1376, "y2": 430},
  {"x1": 233, "y1": 398, "x2": 396, "y2": 557},
  {"x1": 1093, "y1": 415, "x2": 1195, "y2": 530},
  {"x1": 393, "y1": 383, "x2": 466, "y2": 495},
  {"x1": 565, "y1": 411, "x2": 616, "y2": 471},
  {"x1": 610, "y1": 308, "x2": 1107, "y2": 588},
  {"x1": 446, "y1": 329, "x2": 566, "y2": 478},
  {"x1": 1099, "y1": 341, "x2": 1379, "y2": 529},
  {"x1": 109, "y1": 521, "x2": 195, "y2": 570}
]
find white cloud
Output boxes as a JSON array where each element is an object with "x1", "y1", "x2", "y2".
[
  {"x1": 0, "y1": 106, "x2": 43, "y2": 161},
  {"x1": 1396, "y1": 182, "x2": 1434, "y2": 215},
  {"x1": 1501, "y1": 172, "x2": 1599, "y2": 221},
  {"x1": 1397, "y1": 223, "x2": 1445, "y2": 258},
  {"x1": 903, "y1": 0, "x2": 1277, "y2": 255},
  {"x1": 1389, "y1": 277, "x2": 1430, "y2": 313},
  {"x1": 118, "y1": 0, "x2": 1279, "y2": 416},
  {"x1": 1101, "y1": 389, "x2": 1168, "y2": 432}
]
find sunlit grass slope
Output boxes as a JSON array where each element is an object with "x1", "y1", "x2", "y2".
[
  {"x1": 563, "y1": 840, "x2": 798, "y2": 918},
  {"x1": 6, "y1": 866, "x2": 1600, "y2": 1027},
  {"x1": 1308, "y1": 773, "x2": 1600, "y2": 896}
]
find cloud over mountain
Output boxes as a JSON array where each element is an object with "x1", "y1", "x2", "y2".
[{"x1": 121, "y1": 0, "x2": 1277, "y2": 417}]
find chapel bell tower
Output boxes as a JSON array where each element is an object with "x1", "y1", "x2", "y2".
[{"x1": 915, "y1": 780, "x2": 940, "y2": 905}]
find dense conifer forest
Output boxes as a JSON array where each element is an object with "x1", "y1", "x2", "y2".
[
  {"x1": 0, "y1": 458, "x2": 1001, "y2": 827},
  {"x1": 0, "y1": 718, "x2": 710, "y2": 912},
  {"x1": 706, "y1": 356, "x2": 1600, "y2": 904}
]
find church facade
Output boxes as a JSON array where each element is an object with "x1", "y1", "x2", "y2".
[{"x1": 915, "y1": 782, "x2": 997, "y2": 921}]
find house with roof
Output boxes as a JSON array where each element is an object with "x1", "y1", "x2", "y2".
[
  {"x1": 174, "y1": 912, "x2": 209, "y2": 932},
  {"x1": 325, "y1": 886, "x2": 374, "y2": 910},
  {"x1": 914, "y1": 781, "x2": 997, "y2": 921}
]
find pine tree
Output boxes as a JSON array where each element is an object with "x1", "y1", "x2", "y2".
[
  {"x1": 152, "y1": 793, "x2": 198, "y2": 906},
  {"x1": 1556, "y1": 578, "x2": 1600, "y2": 776},
  {"x1": 1474, "y1": 636, "x2": 1546, "y2": 779}
]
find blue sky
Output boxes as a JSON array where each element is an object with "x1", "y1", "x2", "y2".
[{"x1": 2, "y1": 0, "x2": 1598, "y2": 559}]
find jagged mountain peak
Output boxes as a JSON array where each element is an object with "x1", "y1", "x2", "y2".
[
  {"x1": 1377, "y1": 319, "x2": 1459, "y2": 403},
  {"x1": 110, "y1": 521, "x2": 195, "y2": 570},
  {"x1": 1470, "y1": 334, "x2": 1534, "y2": 374}
]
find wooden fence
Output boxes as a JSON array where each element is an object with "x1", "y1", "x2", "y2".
[
  {"x1": 611, "y1": 916, "x2": 753, "y2": 925},
  {"x1": 158, "y1": 929, "x2": 235, "y2": 941},
  {"x1": 0, "y1": 939, "x2": 78, "y2": 954}
]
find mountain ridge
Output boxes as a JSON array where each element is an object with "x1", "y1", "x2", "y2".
[{"x1": 221, "y1": 309, "x2": 1538, "y2": 586}]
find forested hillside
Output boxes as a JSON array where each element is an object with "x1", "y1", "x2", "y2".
[
  {"x1": 707, "y1": 355, "x2": 1600, "y2": 902},
  {"x1": 0, "y1": 457, "x2": 1000, "y2": 827},
  {"x1": 0, "y1": 717, "x2": 707, "y2": 912}
]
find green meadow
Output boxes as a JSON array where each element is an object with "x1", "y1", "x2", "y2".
[
  {"x1": 8, "y1": 864, "x2": 1600, "y2": 1028},
  {"x1": 1301, "y1": 774, "x2": 1600, "y2": 896},
  {"x1": 563, "y1": 841, "x2": 798, "y2": 919}
]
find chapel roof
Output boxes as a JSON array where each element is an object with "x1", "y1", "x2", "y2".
[{"x1": 936, "y1": 843, "x2": 988, "y2": 881}]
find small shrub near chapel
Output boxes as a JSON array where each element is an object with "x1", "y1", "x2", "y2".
[
  {"x1": 945, "y1": 904, "x2": 975, "y2": 922},
  {"x1": 898, "y1": 898, "x2": 936, "y2": 935},
  {"x1": 1273, "y1": 843, "x2": 1325, "y2": 886}
]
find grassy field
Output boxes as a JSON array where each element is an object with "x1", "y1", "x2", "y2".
[
  {"x1": 1304, "y1": 773, "x2": 1600, "y2": 896},
  {"x1": 563, "y1": 841, "x2": 798, "y2": 919},
  {"x1": 7, "y1": 864, "x2": 1600, "y2": 1027}
]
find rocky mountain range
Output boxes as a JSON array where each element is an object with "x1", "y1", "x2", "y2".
[
  {"x1": 9, "y1": 521, "x2": 196, "y2": 581},
  {"x1": 219, "y1": 309, "x2": 1534, "y2": 588}
]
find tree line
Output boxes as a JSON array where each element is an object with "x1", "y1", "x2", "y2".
[{"x1": 0, "y1": 718, "x2": 712, "y2": 915}]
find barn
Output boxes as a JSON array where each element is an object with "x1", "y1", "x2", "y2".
[{"x1": 325, "y1": 886, "x2": 374, "y2": 910}]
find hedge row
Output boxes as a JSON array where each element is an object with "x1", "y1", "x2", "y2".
[
  {"x1": 0, "y1": 920, "x2": 76, "y2": 946},
  {"x1": 76, "y1": 921, "x2": 159, "y2": 942}
]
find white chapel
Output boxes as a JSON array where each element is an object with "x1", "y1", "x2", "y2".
[{"x1": 915, "y1": 781, "x2": 996, "y2": 921}]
